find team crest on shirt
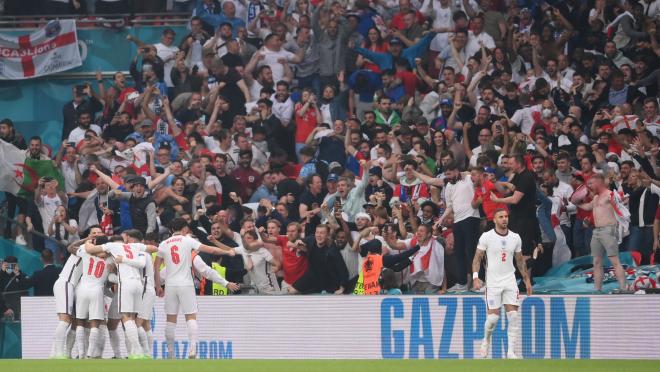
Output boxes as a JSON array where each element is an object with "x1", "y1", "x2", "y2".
[{"x1": 248, "y1": 176, "x2": 255, "y2": 183}]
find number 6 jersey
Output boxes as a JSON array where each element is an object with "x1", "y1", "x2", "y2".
[{"x1": 157, "y1": 234, "x2": 202, "y2": 287}]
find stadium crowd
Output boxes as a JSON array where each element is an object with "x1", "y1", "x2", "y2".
[{"x1": 2, "y1": 0, "x2": 660, "y2": 319}]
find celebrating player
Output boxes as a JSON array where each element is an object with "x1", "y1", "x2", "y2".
[
  {"x1": 74, "y1": 236, "x2": 113, "y2": 359},
  {"x1": 86, "y1": 229, "x2": 157, "y2": 359},
  {"x1": 154, "y1": 218, "x2": 236, "y2": 359},
  {"x1": 51, "y1": 226, "x2": 104, "y2": 359},
  {"x1": 472, "y1": 209, "x2": 532, "y2": 359}
]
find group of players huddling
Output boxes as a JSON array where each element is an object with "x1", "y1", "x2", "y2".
[
  {"x1": 51, "y1": 218, "x2": 237, "y2": 359},
  {"x1": 50, "y1": 209, "x2": 530, "y2": 359}
]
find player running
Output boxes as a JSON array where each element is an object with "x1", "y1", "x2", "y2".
[
  {"x1": 86, "y1": 229, "x2": 156, "y2": 359},
  {"x1": 154, "y1": 218, "x2": 236, "y2": 359},
  {"x1": 472, "y1": 209, "x2": 532, "y2": 359},
  {"x1": 51, "y1": 226, "x2": 104, "y2": 359}
]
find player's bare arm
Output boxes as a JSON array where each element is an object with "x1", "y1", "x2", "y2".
[{"x1": 514, "y1": 251, "x2": 533, "y2": 296}]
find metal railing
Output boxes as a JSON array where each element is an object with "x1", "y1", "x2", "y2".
[
  {"x1": 0, "y1": 12, "x2": 192, "y2": 29},
  {"x1": 0, "y1": 211, "x2": 68, "y2": 253}
]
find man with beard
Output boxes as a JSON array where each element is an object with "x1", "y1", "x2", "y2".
[
  {"x1": 0, "y1": 118, "x2": 26, "y2": 149},
  {"x1": 244, "y1": 60, "x2": 275, "y2": 103},
  {"x1": 299, "y1": 174, "x2": 325, "y2": 236},
  {"x1": 62, "y1": 84, "x2": 102, "y2": 141},
  {"x1": 67, "y1": 111, "x2": 101, "y2": 145},
  {"x1": 261, "y1": 222, "x2": 308, "y2": 293},
  {"x1": 491, "y1": 155, "x2": 541, "y2": 265},
  {"x1": 231, "y1": 150, "x2": 261, "y2": 202},
  {"x1": 426, "y1": 161, "x2": 480, "y2": 292},
  {"x1": 108, "y1": 176, "x2": 158, "y2": 235},
  {"x1": 289, "y1": 224, "x2": 349, "y2": 294}
]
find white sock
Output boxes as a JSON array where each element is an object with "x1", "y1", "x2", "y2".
[
  {"x1": 506, "y1": 311, "x2": 519, "y2": 355},
  {"x1": 87, "y1": 328, "x2": 100, "y2": 358},
  {"x1": 65, "y1": 328, "x2": 76, "y2": 358},
  {"x1": 484, "y1": 314, "x2": 499, "y2": 341},
  {"x1": 147, "y1": 329, "x2": 154, "y2": 356},
  {"x1": 84, "y1": 327, "x2": 90, "y2": 356},
  {"x1": 165, "y1": 322, "x2": 176, "y2": 359},
  {"x1": 108, "y1": 329, "x2": 121, "y2": 358},
  {"x1": 96, "y1": 324, "x2": 107, "y2": 358},
  {"x1": 123, "y1": 320, "x2": 143, "y2": 356},
  {"x1": 138, "y1": 327, "x2": 149, "y2": 355},
  {"x1": 186, "y1": 319, "x2": 198, "y2": 356},
  {"x1": 53, "y1": 321, "x2": 69, "y2": 356},
  {"x1": 75, "y1": 326, "x2": 86, "y2": 359}
]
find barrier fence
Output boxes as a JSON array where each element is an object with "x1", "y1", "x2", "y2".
[{"x1": 20, "y1": 295, "x2": 660, "y2": 359}]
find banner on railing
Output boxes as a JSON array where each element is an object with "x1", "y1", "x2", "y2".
[
  {"x1": 0, "y1": 20, "x2": 82, "y2": 80},
  {"x1": 20, "y1": 295, "x2": 660, "y2": 359}
]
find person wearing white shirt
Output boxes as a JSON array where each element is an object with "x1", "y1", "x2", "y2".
[
  {"x1": 465, "y1": 15, "x2": 495, "y2": 58},
  {"x1": 256, "y1": 34, "x2": 302, "y2": 84},
  {"x1": 509, "y1": 104, "x2": 542, "y2": 135},
  {"x1": 270, "y1": 82, "x2": 294, "y2": 125},
  {"x1": 67, "y1": 111, "x2": 102, "y2": 145},
  {"x1": 417, "y1": 162, "x2": 480, "y2": 292},
  {"x1": 472, "y1": 209, "x2": 532, "y2": 360},
  {"x1": 154, "y1": 29, "x2": 180, "y2": 90}
]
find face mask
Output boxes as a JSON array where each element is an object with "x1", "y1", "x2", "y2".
[
  {"x1": 542, "y1": 108, "x2": 553, "y2": 119},
  {"x1": 6, "y1": 268, "x2": 13, "y2": 274}
]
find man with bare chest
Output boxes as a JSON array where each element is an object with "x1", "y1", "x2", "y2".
[{"x1": 580, "y1": 174, "x2": 626, "y2": 291}]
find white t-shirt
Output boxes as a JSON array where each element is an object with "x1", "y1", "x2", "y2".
[
  {"x1": 444, "y1": 176, "x2": 479, "y2": 223},
  {"x1": 157, "y1": 234, "x2": 202, "y2": 287},
  {"x1": 77, "y1": 246, "x2": 111, "y2": 287},
  {"x1": 103, "y1": 242, "x2": 148, "y2": 280},
  {"x1": 510, "y1": 104, "x2": 542, "y2": 135},
  {"x1": 155, "y1": 42, "x2": 180, "y2": 88},
  {"x1": 477, "y1": 229, "x2": 522, "y2": 288},
  {"x1": 258, "y1": 47, "x2": 295, "y2": 83},
  {"x1": 68, "y1": 125, "x2": 102, "y2": 145},
  {"x1": 60, "y1": 161, "x2": 85, "y2": 193},
  {"x1": 38, "y1": 194, "x2": 64, "y2": 233},
  {"x1": 465, "y1": 31, "x2": 496, "y2": 58}
]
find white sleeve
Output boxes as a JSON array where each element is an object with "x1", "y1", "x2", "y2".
[
  {"x1": 514, "y1": 235, "x2": 522, "y2": 253},
  {"x1": 76, "y1": 246, "x2": 85, "y2": 257},
  {"x1": 122, "y1": 252, "x2": 147, "y2": 269},
  {"x1": 476, "y1": 233, "x2": 487, "y2": 251},
  {"x1": 261, "y1": 248, "x2": 274, "y2": 262},
  {"x1": 510, "y1": 108, "x2": 524, "y2": 127},
  {"x1": 187, "y1": 236, "x2": 202, "y2": 251},
  {"x1": 193, "y1": 256, "x2": 229, "y2": 286}
]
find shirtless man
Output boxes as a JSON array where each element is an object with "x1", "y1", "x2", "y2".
[{"x1": 579, "y1": 174, "x2": 626, "y2": 291}]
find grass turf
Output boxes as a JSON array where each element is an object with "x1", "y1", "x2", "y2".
[{"x1": 0, "y1": 359, "x2": 653, "y2": 372}]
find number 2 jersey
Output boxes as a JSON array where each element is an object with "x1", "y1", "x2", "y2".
[
  {"x1": 157, "y1": 234, "x2": 202, "y2": 287},
  {"x1": 477, "y1": 229, "x2": 522, "y2": 288},
  {"x1": 102, "y1": 242, "x2": 148, "y2": 281}
]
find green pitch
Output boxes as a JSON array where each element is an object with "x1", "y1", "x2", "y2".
[{"x1": 0, "y1": 359, "x2": 655, "y2": 372}]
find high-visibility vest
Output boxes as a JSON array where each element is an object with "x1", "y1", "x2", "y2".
[
  {"x1": 152, "y1": 251, "x2": 165, "y2": 271},
  {"x1": 353, "y1": 253, "x2": 383, "y2": 295},
  {"x1": 209, "y1": 262, "x2": 228, "y2": 296}
]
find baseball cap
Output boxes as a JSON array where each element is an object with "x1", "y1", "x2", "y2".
[
  {"x1": 484, "y1": 167, "x2": 497, "y2": 175},
  {"x1": 327, "y1": 174, "x2": 339, "y2": 182},
  {"x1": 362, "y1": 201, "x2": 377, "y2": 209},
  {"x1": 440, "y1": 98, "x2": 453, "y2": 106},
  {"x1": 127, "y1": 176, "x2": 147, "y2": 186},
  {"x1": 389, "y1": 37, "x2": 404, "y2": 45},
  {"x1": 369, "y1": 166, "x2": 382, "y2": 178}
]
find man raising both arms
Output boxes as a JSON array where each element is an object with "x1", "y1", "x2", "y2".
[
  {"x1": 154, "y1": 218, "x2": 236, "y2": 359},
  {"x1": 473, "y1": 209, "x2": 532, "y2": 359}
]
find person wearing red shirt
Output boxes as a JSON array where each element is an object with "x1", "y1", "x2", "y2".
[
  {"x1": 390, "y1": 0, "x2": 426, "y2": 30},
  {"x1": 357, "y1": 27, "x2": 390, "y2": 74},
  {"x1": 471, "y1": 167, "x2": 507, "y2": 231},
  {"x1": 294, "y1": 88, "x2": 322, "y2": 159},
  {"x1": 394, "y1": 58, "x2": 419, "y2": 97},
  {"x1": 264, "y1": 222, "x2": 308, "y2": 292},
  {"x1": 230, "y1": 149, "x2": 261, "y2": 201}
]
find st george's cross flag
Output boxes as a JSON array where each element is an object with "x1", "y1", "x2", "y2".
[{"x1": 0, "y1": 20, "x2": 82, "y2": 80}]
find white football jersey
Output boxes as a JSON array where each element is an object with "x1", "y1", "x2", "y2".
[
  {"x1": 143, "y1": 252, "x2": 155, "y2": 288},
  {"x1": 77, "y1": 247, "x2": 111, "y2": 287},
  {"x1": 103, "y1": 242, "x2": 148, "y2": 280},
  {"x1": 477, "y1": 229, "x2": 522, "y2": 288},
  {"x1": 58, "y1": 252, "x2": 83, "y2": 286},
  {"x1": 157, "y1": 234, "x2": 202, "y2": 286}
]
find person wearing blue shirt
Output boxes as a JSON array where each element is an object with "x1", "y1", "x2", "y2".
[
  {"x1": 353, "y1": 32, "x2": 436, "y2": 72},
  {"x1": 347, "y1": 69, "x2": 382, "y2": 120},
  {"x1": 249, "y1": 170, "x2": 279, "y2": 203},
  {"x1": 196, "y1": 0, "x2": 246, "y2": 38}
]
